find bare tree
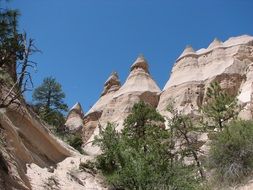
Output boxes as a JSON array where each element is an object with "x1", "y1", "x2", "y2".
[
  {"x1": 18, "y1": 33, "x2": 40, "y2": 91},
  {"x1": 0, "y1": 32, "x2": 39, "y2": 109}
]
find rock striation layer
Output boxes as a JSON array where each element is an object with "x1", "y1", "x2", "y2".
[{"x1": 158, "y1": 35, "x2": 253, "y2": 118}]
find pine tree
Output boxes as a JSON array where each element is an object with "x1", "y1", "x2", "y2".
[
  {"x1": 94, "y1": 101, "x2": 200, "y2": 190},
  {"x1": 167, "y1": 102, "x2": 206, "y2": 180},
  {"x1": 33, "y1": 77, "x2": 67, "y2": 110},
  {"x1": 202, "y1": 82, "x2": 238, "y2": 131},
  {"x1": 32, "y1": 77, "x2": 68, "y2": 127}
]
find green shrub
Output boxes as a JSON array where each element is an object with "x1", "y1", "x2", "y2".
[
  {"x1": 95, "y1": 124, "x2": 201, "y2": 190},
  {"x1": 208, "y1": 120, "x2": 253, "y2": 185},
  {"x1": 93, "y1": 123, "x2": 121, "y2": 174},
  {"x1": 67, "y1": 134, "x2": 83, "y2": 154}
]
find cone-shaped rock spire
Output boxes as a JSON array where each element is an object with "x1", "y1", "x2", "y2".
[
  {"x1": 70, "y1": 102, "x2": 83, "y2": 114},
  {"x1": 101, "y1": 72, "x2": 121, "y2": 96},
  {"x1": 131, "y1": 54, "x2": 149, "y2": 73},
  {"x1": 116, "y1": 55, "x2": 160, "y2": 95},
  {"x1": 65, "y1": 102, "x2": 84, "y2": 131},
  {"x1": 178, "y1": 45, "x2": 196, "y2": 60},
  {"x1": 208, "y1": 38, "x2": 223, "y2": 49},
  {"x1": 87, "y1": 72, "x2": 121, "y2": 114}
]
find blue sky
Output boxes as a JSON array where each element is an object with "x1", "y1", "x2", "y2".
[{"x1": 3, "y1": 0, "x2": 253, "y2": 112}]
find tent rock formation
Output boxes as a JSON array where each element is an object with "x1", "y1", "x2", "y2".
[
  {"x1": 65, "y1": 35, "x2": 253, "y2": 155},
  {"x1": 82, "y1": 55, "x2": 161, "y2": 155}
]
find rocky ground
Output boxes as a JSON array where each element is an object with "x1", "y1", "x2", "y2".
[{"x1": 26, "y1": 156, "x2": 106, "y2": 190}]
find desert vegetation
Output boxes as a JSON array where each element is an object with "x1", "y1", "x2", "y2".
[
  {"x1": 90, "y1": 83, "x2": 253, "y2": 189},
  {"x1": 93, "y1": 102, "x2": 200, "y2": 189}
]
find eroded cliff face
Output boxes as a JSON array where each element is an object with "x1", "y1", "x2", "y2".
[
  {"x1": 83, "y1": 55, "x2": 161, "y2": 155},
  {"x1": 0, "y1": 94, "x2": 105, "y2": 189},
  {"x1": 158, "y1": 35, "x2": 253, "y2": 118},
  {"x1": 0, "y1": 102, "x2": 74, "y2": 189}
]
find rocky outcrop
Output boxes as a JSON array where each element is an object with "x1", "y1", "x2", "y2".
[
  {"x1": 158, "y1": 35, "x2": 253, "y2": 118},
  {"x1": 83, "y1": 55, "x2": 161, "y2": 155},
  {"x1": 65, "y1": 102, "x2": 84, "y2": 131}
]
